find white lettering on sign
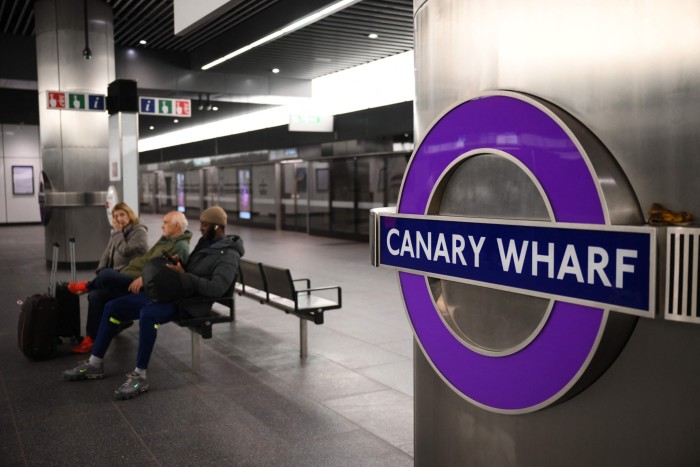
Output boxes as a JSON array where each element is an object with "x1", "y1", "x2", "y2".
[
  {"x1": 386, "y1": 228, "x2": 485, "y2": 266},
  {"x1": 387, "y1": 228, "x2": 640, "y2": 290}
]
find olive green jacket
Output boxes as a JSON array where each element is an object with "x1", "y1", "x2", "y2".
[{"x1": 120, "y1": 230, "x2": 193, "y2": 278}]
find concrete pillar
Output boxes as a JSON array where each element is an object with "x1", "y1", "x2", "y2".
[{"x1": 35, "y1": 0, "x2": 114, "y2": 267}]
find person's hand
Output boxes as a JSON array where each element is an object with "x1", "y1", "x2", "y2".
[
  {"x1": 112, "y1": 218, "x2": 123, "y2": 232},
  {"x1": 128, "y1": 277, "x2": 143, "y2": 293},
  {"x1": 166, "y1": 258, "x2": 185, "y2": 273}
]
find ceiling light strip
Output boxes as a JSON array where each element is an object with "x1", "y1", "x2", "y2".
[{"x1": 201, "y1": 0, "x2": 362, "y2": 70}]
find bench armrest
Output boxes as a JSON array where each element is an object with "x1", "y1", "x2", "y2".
[
  {"x1": 293, "y1": 278, "x2": 311, "y2": 290},
  {"x1": 294, "y1": 286, "x2": 342, "y2": 307}
]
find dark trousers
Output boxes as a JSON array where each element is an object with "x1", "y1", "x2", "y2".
[
  {"x1": 92, "y1": 292, "x2": 178, "y2": 369},
  {"x1": 85, "y1": 269, "x2": 135, "y2": 339}
]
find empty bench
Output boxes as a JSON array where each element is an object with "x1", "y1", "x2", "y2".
[
  {"x1": 173, "y1": 280, "x2": 236, "y2": 371},
  {"x1": 235, "y1": 259, "x2": 342, "y2": 358}
]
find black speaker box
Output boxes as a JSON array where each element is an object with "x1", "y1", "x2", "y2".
[{"x1": 107, "y1": 79, "x2": 138, "y2": 114}]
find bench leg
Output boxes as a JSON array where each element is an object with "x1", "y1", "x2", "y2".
[
  {"x1": 299, "y1": 318, "x2": 308, "y2": 359},
  {"x1": 191, "y1": 331, "x2": 201, "y2": 372}
]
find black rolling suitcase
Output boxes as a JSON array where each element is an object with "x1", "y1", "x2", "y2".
[
  {"x1": 18, "y1": 239, "x2": 81, "y2": 360},
  {"x1": 56, "y1": 238, "x2": 81, "y2": 340}
]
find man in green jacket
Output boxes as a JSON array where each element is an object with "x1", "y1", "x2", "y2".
[{"x1": 68, "y1": 211, "x2": 192, "y2": 353}]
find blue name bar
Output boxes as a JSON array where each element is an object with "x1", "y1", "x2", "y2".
[{"x1": 379, "y1": 215, "x2": 655, "y2": 315}]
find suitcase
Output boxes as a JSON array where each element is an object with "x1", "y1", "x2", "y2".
[
  {"x1": 56, "y1": 239, "x2": 81, "y2": 339},
  {"x1": 18, "y1": 239, "x2": 81, "y2": 360}
]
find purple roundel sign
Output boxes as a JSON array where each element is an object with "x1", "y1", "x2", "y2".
[{"x1": 397, "y1": 92, "x2": 634, "y2": 413}]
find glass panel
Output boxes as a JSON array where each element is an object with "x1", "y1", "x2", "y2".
[
  {"x1": 281, "y1": 162, "x2": 308, "y2": 232},
  {"x1": 357, "y1": 157, "x2": 382, "y2": 236},
  {"x1": 220, "y1": 167, "x2": 238, "y2": 217},
  {"x1": 238, "y1": 168, "x2": 251, "y2": 220},
  {"x1": 386, "y1": 154, "x2": 409, "y2": 206},
  {"x1": 309, "y1": 161, "x2": 330, "y2": 232},
  {"x1": 330, "y1": 158, "x2": 355, "y2": 234},
  {"x1": 184, "y1": 170, "x2": 201, "y2": 217},
  {"x1": 139, "y1": 173, "x2": 155, "y2": 213},
  {"x1": 175, "y1": 172, "x2": 186, "y2": 213},
  {"x1": 202, "y1": 167, "x2": 219, "y2": 210},
  {"x1": 251, "y1": 164, "x2": 276, "y2": 226}
]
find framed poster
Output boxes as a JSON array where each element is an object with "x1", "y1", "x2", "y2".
[{"x1": 12, "y1": 165, "x2": 34, "y2": 195}]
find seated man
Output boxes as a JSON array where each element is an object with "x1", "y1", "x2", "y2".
[
  {"x1": 69, "y1": 211, "x2": 193, "y2": 353},
  {"x1": 62, "y1": 206, "x2": 244, "y2": 400}
]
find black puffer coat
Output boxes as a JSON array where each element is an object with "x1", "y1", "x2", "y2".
[{"x1": 180, "y1": 235, "x2": 245, "y2": 299}]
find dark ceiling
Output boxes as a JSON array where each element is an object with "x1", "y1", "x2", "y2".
[
  {"x1": 1, "y1": 0, "x2": 413, "y2": 79},
  {"x1": 0, "y1": 0, "x2": 414, "y2": 137}
]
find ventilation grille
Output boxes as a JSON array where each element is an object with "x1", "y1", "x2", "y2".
[{"x1": 665, "y1": 227, "x2": 700, "y2": 323}]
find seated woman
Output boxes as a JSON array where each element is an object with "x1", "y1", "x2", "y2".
[{"x1": 71, "y1": 202, "x2": 148, "y2": 353}]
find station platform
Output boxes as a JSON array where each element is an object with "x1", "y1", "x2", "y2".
[{"x1": 0, "y1": 214, "x2": 414, "y2": 465}]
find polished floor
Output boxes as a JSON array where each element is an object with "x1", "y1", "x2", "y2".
[{"x1": 0, "y1": 214, "x2": 414, "y2": 466}]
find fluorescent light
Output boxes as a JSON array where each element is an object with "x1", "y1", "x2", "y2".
[
  {"x1": 139, "y1": 51, "x2": 415, "y2": 152},
  {"x1": 201, "y1": 0, "x2": 361, "y2": 70}
]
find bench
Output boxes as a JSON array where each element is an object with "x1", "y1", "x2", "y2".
[
  {"x1": 174, "y1": 280, "x2": 236, "y2": 371},
  {"x1": 235, "y1": 259, "x2": 342, "y2": 358}
]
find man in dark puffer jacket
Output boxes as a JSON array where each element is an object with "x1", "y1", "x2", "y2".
[{"x1": 62, "y1": 206, "x2": 243, "y2": 400}]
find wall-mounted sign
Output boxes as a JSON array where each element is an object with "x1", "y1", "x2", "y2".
[
  {"x1": 288, "y1": 114, "x2": 333, "y2": 132},
  {"x1": 12, "y1": 165, "x2": 34, "y2": 195},
  {"x1": 47, "y1": 91, "x2": 105, "y2": 111},
  {"x1": 370, "y1": 91, "x2": 656, "y2": 414},
  {"x1": 378, "y1": 214, "x2": 655, "y2": 316},
  {"x1": 139, "y1": 97, "x2": 191, "y2": 117}
]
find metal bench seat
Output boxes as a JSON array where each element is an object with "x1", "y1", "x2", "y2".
[{"x1": 235, "y1": 259, "x2": 342, "y2": 357}]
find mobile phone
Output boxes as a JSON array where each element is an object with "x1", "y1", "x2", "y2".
[{"x1": 163, "y1": 252, "x2": 178, "y2": 265}]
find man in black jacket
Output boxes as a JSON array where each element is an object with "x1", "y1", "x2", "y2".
[{"x1": 62, "y1": 206, "x2": 244, "y2": 400}]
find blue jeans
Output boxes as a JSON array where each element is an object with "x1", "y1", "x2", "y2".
[
  {"x1": 85, "y1": 269, "x2": 136, "y2": 339},
  {"x1": 92, "y1": 292, "x2": 178, "y2": 369}
]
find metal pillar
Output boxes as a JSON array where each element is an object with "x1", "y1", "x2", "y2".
[{"x1": 35, "y1": 0, "x2": 114, "y2": 267}]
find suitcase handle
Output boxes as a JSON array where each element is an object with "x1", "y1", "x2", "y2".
[
  {"x1": 69, "y1": 237, "x2": 77, "y2": 282},
  {"x1": 50, "y1": 242, "x2": 59, "y2": 297}
]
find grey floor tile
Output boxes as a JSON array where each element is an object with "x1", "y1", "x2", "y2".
[
  {"x1": 19, "y1": 410, "x2": 158, "y2": 466},
  {"x1": 0, "y1": 217, "x2": 415, "y2": 463},
  {"x1": 0, "y1": 402, "x2": 24, "y2": 466},
  {"x1": 269, "y1": 358, "x2": 390, "y2": 402},
  {"x1": 356, "y1": 359, "x2": 414, "y2": 397},
  {"x1": 324, "y1": 389, "x2": 415, "y2": 454},
  {"x1": 283, "y1": 428, "x2": 414, "y2": 467}
]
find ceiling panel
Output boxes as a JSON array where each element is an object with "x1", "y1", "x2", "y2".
[{"x1": 1, "y1": 0, "x2": 414, "y2": 79}]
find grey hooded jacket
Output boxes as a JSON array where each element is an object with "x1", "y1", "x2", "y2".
[{"x1": 97, "y1": 221, "x2": 149, "y2": 272}]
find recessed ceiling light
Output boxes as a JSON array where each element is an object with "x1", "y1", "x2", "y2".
[
  {"x1": 272, "y1": 68, "x2": 280, "y2": 74},
  {"x1": 149, "y1": 125, "x2": 154, "y2": 130},
  {"x1": 139, "y1": 39, "x2": 147, "y2": 45},
  {"x1": 368, "y1": 33, "x2": 378, "y2": 39},
  {"x1": 173, "y1": 119, "x2": 179, "y2": 123},
  {"x1": 212, "y1": 106, "x2": 219, "y2": 111}
]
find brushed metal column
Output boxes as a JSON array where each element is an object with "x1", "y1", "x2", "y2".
[
  {"x1": 35, "y1": 0, "x2": 113, "y2": 266},
  {"x1": 413, "y1": 0, "x2": 700, "y2": 465}
]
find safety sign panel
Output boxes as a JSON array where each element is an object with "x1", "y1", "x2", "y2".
[
  {"x1": 47, "y1": 91, "x2": 105, "y2": 111},
  {"x1": 139, "y1": 97, "x2": 191, "y2": 117}
]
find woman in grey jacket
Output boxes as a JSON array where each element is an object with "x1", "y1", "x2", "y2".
[
  {"x1": 71, "y1": 202, "x2": 149, "y2": 353},
  {"x1": 97, "y1": 202, "x2": 149, "y2": 272}
]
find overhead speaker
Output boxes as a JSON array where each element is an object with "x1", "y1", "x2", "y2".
[{"x1": 107, "y1": 79, "x2": 138, "y2": 114}]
